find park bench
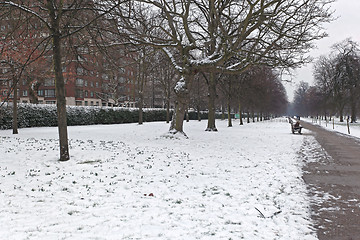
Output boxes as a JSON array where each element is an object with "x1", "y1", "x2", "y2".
[{"x1": 288, "y1": 117, "x2": 303, "y2": 134}]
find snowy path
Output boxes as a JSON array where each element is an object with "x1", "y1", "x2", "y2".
[
  {"x1": 0, "y1": 119, "x2": 317, "y2": 239},
  {"x1": 301, "y1": 121, "x2": 360, "y2": 239}
]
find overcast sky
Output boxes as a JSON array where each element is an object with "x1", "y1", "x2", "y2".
[{"x1": 284, "y1": 0, "x2": 360, "y2": 101}]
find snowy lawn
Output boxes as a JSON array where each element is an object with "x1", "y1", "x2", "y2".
[
  {"x1": 303, "y1": 117, "x2": 360, "y2": 139},
  {"x1": 0, "y1": 119, "x2": 317, "y2": 239}
]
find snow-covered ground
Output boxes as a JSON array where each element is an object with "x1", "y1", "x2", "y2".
[
  {"x1": 303, "y1": 117, "x2": 360, "y2": 139},
  {"x1": 0, "y1": 118, "x2": 318, "y2": 239}
]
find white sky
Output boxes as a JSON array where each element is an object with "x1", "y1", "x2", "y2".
[{"x1": 284, "y1": 0, "x2": 360, "y2": 101}]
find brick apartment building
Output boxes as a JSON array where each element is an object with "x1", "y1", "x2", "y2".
[
  {"x1": 0, "y1": 3, "x2": 137, "y2": 108},
  {"x1": 0, "y1": 53, "x2": 137, "y2": 107}
]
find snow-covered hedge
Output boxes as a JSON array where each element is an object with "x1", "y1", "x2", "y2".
[
  {"x1": 0, "y1": 104, "x2": 170, "y2": 130},
  {"x1": 0, "y1": 104, "x2": 229, "y2": 130}
]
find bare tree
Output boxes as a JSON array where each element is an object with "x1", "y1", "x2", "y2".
[
  {"x1": 332, "y1": 39, "x2": 360, "y2": 122},
  {"x1": 1, "y1": 0, "x2": 125, "y2": 161},
  {"x1": 314, "y1": 39, "x2": 360, "y2": 122},
  {"x1": 113, "y1": 0, "x2": 333, "y2": 135},
  {"x1": 153, "y1": 51, "x2": 177, "y2": 123},
  {"x1": 0, "y1": 6, "x2": 50, "y2": 134}
]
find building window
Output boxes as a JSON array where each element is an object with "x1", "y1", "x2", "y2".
[
  {"x1": 45, "y1": 101, "x2": 56, "y2": 104},
  {"x1": 75, "y1": 89, "x2": 84, "y2": 98},
  {"x1": 38, "y1": 89, "x2": 44, "y2": 96},
  {"x1": 76, "y1": 101, "x2": 82, "y2": 106},
  {"x1": 44, "y1": 79, "x2": 55, "y2": 86},
  {"x1": 76, "y1": 78, "x2": 84, "y2": 87},
  {"x1": 90, "y1": 101, "x2": 94, "y2": 106},
  {"x1": 90, "y1": 81, "x2": 94, "y2": 87},
  {"x1": 76, "y1": 67, "x2": 83, "y2": 75},
  {"x1": 84, "y1": 80, "x2": 88, "y2": 87},
  {"x1": 102, "y1": 74, "x2": 108, "y2": 80},
  {"x1": 90, "y1": 91, "x2": 94, "y2": 97},
  {"x1": 22, "y1": 79, "x2": 27, "y2": 86},
  {"x1": 44, "y1": 89, "x2": 55, "y2": 97},
  {"x1": 84, "y1": 101, "x2": 88, "y2": 106},
  {"x1": 84, "y1": 90, "x2": 88, "y2": 97},
  {"x1": 95, "y1": 82, "x2": 99, "y2": 87},
  {"x1": 22, "y1": 90, "x2": 28, "y2": 97}
]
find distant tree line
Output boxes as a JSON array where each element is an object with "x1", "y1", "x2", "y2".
[{"x1": 293, "y1": 39, "x2": 360, "y2": 123}]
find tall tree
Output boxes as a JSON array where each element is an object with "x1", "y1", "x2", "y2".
[
  {"x1": 314, "y1": 39, "x2": 360, "y2": 122},
  {"x1": 114, "y1": 0, "x2": 333, "y2": 135},
  {"x1": 293, "y1": 81, "x2": 310, "y2": 116},
  {"x1": 332, "y1": 39, "x2": 360, "y2": 123},
  {"x1": 0, "y1": 8, "x2": 49, "y2": 134},
  {"x1": 1, "y1": 0, "x2": 124, "y2": 161}
]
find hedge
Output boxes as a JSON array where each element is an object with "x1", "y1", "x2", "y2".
[
  {"x1": 0, "y1": 103, "x2": 229, "y2": 130},
  {"x1": 0, "y1": 104, "x2": 171, "y2": 130}
]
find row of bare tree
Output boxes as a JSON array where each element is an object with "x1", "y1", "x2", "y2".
[
  {"x1": 0, "y1": 0, "x2": 334, "y2": 161},
  {"x1": 293, "y1": 39, "x2": 360, "y2": 123}
]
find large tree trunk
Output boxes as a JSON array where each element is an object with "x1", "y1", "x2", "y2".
[
  {"x1": 197, "y1": 105, "x2": 201, "y2": 121},
  {"x1": 239, "y1": 102, "x2": 243, "y2": 125},
  {"x1": 169, "y1": 74, "x2": 193, "y2": 135},
  {"x1": 227, "y1": 100, "x2": 232, "y2": 127},
  {"x1": 166, "y1": 98, "x2": 170, "y2": 123},
  {"x1": 11, "y1": 67, "x2": 18, "y2": 134},
  {"x1": 227, "y1": 80, "x2": 232, "y2": 127},
  {"x1": 221, "y1": 103, "x2": 225, "y2": 120},
  {"x1": 138, "y1": 92, "x2": 143, "y2": 125},
  {"x1": 350, "y1": 96, "x2": 357, "y2": 123},
  {"x1": 206, "y1": 73, "x2": 217, "y2": 131},
  {"x1": 51, "y1": 21, "x2": 70, "y2": 161},
  {"x1": 339, "y1": 107, "x2": 344, "y2": 122},
  {"x1": 169, "y1": 94, "x2": 188, "y2": 134}
]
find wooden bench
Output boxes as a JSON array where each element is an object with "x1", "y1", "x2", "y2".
[{"x1": 288, "y1": 117, "x2": 303, "y2": 134}]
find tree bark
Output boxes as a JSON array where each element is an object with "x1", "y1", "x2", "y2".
[
  {"x1": 339, "y1": 107, "x2": 344, "y2": 122},
  {"x1": 350, "y1": 95, "x2": 357, "y2": 123},
  {"x1": 50, "y1": 6, "x2": 70, "y2": 161},
  {"x1": 166, "y1": 98, "x2": 170, "y2": 123},
  {"x1": 239, "y1": 102, "x2": 243, "y2": 125},
  {"x1": 206, "y1": 73, "x2": 217, "y2": 131},
  {"x1": 221, "y1": 103, "x2": 225, "y2": 120},
  {"x1": 197, "y1": 105, "x2": 201, "y2": 121},
  {"x1": 169, "y1": 74, "x2": 193, "y2": 135},
  {"x1": 138, "y1": 92, "x2": 143, "y2": 125},
  {"x1": 11, "y1": 66, "x2": 18, "y2": 134},
  {"x1": 169, "y1": 94, "x2": 188, "y2": 134},
  {"x1": 227, "y1": 100, "x2": 232, "y2": 127}
]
